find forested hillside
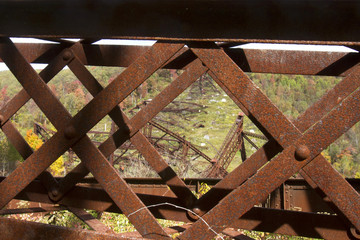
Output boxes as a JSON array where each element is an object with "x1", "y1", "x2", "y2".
[{"x1": 0, "y1": 67, "x2": 359, "y2": 179}]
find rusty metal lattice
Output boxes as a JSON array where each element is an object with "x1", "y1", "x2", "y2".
[{"x1": 0, "y1": 1, "x2": 360, "y2": 240}]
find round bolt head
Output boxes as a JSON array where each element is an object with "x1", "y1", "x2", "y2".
[
  {"x1": 187, "y1": 207, "x2": 202, "y2": 221},
  {"x1": 350, "y1": 227, "x2": 360, "y2": 239},
  {"x1": 49, "y1": 187, "x2": 61, "y2": 202},
  {"x1": 51, "y1": 188, "x2": 59, "y2": 197},
  {"x1": 62, "y1": 50, "x2": 73, "y2": 61},
  {"x1": 193, "y1": 207, "x2": 201, "y2": 215},
  {"x1": 64, "y1": 125, "x2": 77, "y2": 139},
  {"x1": 295, "y1": 145, "x2": 310, "y2": 161}
]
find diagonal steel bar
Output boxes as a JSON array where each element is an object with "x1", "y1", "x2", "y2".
[
  {"x1": 0, "y1": 38, "x2": 182, "y2": 238},
  {"x1": 54, "y1": 57, "x2": 207, "y2": 205},
  {"x1": 298, "y1": 165, "x2": 352, "y2": 226},
  {"x1": 179, "y1": 76, "x2": 360, "y2": 239},
  {"x1": 1, "y1": 121, "x2": 33, "y2": 160},
  {"x1": 191, "y1": 45, "x2": 360, "y2": 228},
  {"x1": 294, "y1": 63, "x2": 360, "y2": 132},
  {"x1": 66, "y1": 54, "x2": 206, "y2": 207},
  {"x1": 67, "y1": 207, "x2": 114, "y2": 233}
]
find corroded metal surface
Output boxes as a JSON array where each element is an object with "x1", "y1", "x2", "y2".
[
  {"x1": 0, "y1": 3, "x2": 359, "y2": 239},
  {"x1": 0, "y1": 217, "x2": 146, "y2": 240}
]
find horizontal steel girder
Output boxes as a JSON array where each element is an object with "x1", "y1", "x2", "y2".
[
  {"x1": 0, "y1": 1, "x2": 359, "y2": 43},
  {"x1": 2, "y1": 177, "x2": 358, "y2": 239}
]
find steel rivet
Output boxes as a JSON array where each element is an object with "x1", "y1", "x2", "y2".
[
  {"x1": 51, "y1": 188, "x2": 59, "y2": 197},
  {"x1": 295, "y1": 145, "x2": 310, "y2": 161},
  {"x1": 63, "y1": 50, "x2": 73, "y2": 61},
  {"x1": 187, "y1": 207, "x2": 202, "y2": 220},
  {"x1": 193, "y1": 207, "x2": 201, "y2": 215},
  {"x1": 350, "y1": 227, "x2": 360, "y2": 239},
  {"x1": 64, "y1": 125, "x2": 77, "y2": 139}
]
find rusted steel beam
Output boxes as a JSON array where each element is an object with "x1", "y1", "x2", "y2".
[
  {"x1": 5, "y1": 177, "x2": 354, "y2": 239},
  {"x1": 0, "y1": 206, "x2": 64, "y2": 215},
  {"x1": 0, "y1": 217, "x2": 147, "y2": 240},
  {"x1": 1, "y1": 121, "x2": 33, "y2": 160},
  {"x1": 67, "y1": 207, "x2": 114, "y2": 233},
  {"x1": 294, "y1": 64, "x2": 360, "y2": 132},
  {"x1": 5, "y1": 174, "x2": 359, "y2": 219},
  {"x1": 4, "y1": 43, "x2": 359, "y2": 76},
  {"x1": 8, "y1": 175, "x2": 360, "y2": 214},
  {"x1": 0, "y1": 1, "x2": 359, "y2": 43},
  {"x1": 300, "y1": 158, "x2": 358, "y2": 227},
  {"x1": 11, "y1": 178, "x2": 189, "y2": 222}
]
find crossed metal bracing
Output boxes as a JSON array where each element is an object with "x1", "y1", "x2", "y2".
[{"x1": 0, "y1": 37, "x2": 360, "y2": 240}]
